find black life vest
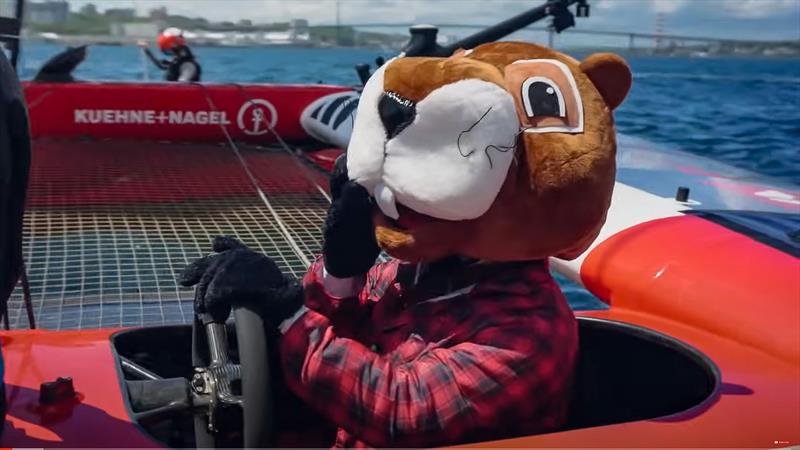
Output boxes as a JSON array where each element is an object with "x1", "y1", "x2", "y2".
[{"x1": 165, "y1": 46, "x2": 201, "y2": 82}]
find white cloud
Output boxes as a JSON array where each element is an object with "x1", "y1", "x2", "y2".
[
  {"x1": 719, "y1": 0, "x2": 800, "y2": 18},
  {"x1": 651, "y1": 0, "x2": 688, "y2": 14},
  {"x1": 594, "y1": 0, "x2": 623, "y2": 10}
]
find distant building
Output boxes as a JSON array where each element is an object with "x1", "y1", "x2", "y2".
[
  {"x1": 27, "y1": 1, "x2": 69, "y2": 25},
  {"x1": 104, "y1": 8, "x2": 136, "y2": 20},
  {"x1": 149, "y1": 6, "x2": 168, "y2": 21},
  {"x1": 0, "y1": 2, "x2": 14, "y2": 18},
  {"x1": 262, "y1": 28, "x2": 311, "y2": 45},
  {"x1": 80, "y1": 3, "x2": 99, "y2": 16},
  {"x1": 110, "y1": 22, "x2": 159, "y2": 38},
  {"x1": 288, "y1": 19, "x2": 310, "y2": 42},
  {"x1": 263, "y1": 31, "x2": 294, "y2": 45},
  {"x1": 291, "y1": 19, "x2": 309, "y2": 34}
]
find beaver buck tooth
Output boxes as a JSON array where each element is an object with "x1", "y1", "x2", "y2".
[{"x1": 374, "y1": 182, "x2": 399, "y2": 220}]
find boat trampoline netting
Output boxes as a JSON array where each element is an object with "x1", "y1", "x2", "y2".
[{"x1": 5, "y1": 138, "x2": 331, "y2": 330}]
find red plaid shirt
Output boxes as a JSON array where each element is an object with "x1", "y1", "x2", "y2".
[{"x1": 280, "y1": 256, "x2": 578, "y2": 448}]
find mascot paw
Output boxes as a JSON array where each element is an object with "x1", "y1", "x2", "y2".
[
  {"x1": 179, "y1": 236, "x2": 302, "y2": 325},
  {"x1": 322, "y1": 155, "x2": 381, "y2": 278},
  {"x1": 323, "y1": 181, "x2": 381, "y2": 278}
]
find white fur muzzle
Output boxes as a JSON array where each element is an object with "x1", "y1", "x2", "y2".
[{"x1": 347, "y1": 63, "x2": 519, "y2": 221}]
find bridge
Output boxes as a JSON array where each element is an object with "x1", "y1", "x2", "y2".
[{"x1": 324, "y1": 22, "x2": 780, "y2": 50}]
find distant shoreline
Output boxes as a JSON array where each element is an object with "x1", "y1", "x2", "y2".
[
  {"x1": 22, "y1": 37, "x2": 800, "y2": 60},
  {"x1": 24, "y1": 34, "x2": 333, "y2": 49}
]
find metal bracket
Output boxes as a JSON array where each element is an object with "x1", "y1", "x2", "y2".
[{"x1": 191, "y1": 323, "x2": 243, "y2": 433}]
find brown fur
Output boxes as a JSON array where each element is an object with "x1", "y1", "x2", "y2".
[
  {"x1": 374, "y1": 42, "x2": 631, "y2": 262},
  {"x1": 383, "y1": 57, "x2": 505, "y2": 102}
]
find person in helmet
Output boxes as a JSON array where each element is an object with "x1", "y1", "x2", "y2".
[{"x1": 141, "y1": 28, "x2": 201, "y2": 82}]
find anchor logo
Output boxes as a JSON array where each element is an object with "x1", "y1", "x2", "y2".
[{"x1": 237, "y1": 99, "x2": 278, "y2": 136}]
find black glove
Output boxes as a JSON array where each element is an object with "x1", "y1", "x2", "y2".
[
  {"x1": 178, "y1": 236, "x2": 303, "y2": 325},
  {"x1": 322, "y1": 155, "x2": 381, "y2": 278}
]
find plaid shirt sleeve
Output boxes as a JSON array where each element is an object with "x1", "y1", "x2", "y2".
[
  {"x1": 301, "y1": 257, "x2": 365, "y2": 323},
  {"x1": 280, "y1": 263, "x2": 577, "y2": 448},
  {"x1": 298, "y1": 257, "x2": 395, "y2": 333}
]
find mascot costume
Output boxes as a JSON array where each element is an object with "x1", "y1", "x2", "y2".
[{"x1": 180, "y1": 42, "x2": 631, "y2": 448}]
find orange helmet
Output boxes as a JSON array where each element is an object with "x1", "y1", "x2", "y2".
[{"x1": 157, "y1": 28, "x2": 186, "y2": 53}]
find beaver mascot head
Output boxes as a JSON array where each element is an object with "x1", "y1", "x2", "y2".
[{"x1": 346, "y1": 41, "x2": 632, "y2": 262}]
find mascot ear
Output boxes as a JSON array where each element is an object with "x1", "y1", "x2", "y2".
[{"x1": 579, "y1": 53, "x2": 632, "y2": 111}]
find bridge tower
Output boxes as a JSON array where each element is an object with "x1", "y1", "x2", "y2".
[{"x1": 655, "y1": 12, "x2": 665, "y2": 49}]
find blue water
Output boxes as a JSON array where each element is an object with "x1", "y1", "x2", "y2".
[
  {"x1": 618, "y1": 57, "x2": 800, "y2": 184},
  {"x1": 16, "y1": 44, "x2": 800, "y2": 312}
]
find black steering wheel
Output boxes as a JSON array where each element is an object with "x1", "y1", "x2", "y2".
[{"x1": 191, "y1": 303, "x2": 274, "y2": 448}]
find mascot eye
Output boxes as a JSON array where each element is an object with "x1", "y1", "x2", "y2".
[
  {"x1": 506, "y1": 58, "x2": 584, "y2": 134},
  {"x1": 521, "y1": 77, "x2": 565, "y2": 118}
]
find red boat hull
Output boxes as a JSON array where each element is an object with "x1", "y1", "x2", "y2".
[
  {"x1": 23, "y1": 82, "x2": 351, "y2": 144},
  {"x1": 1, "y1": 331, "x2": 159, "y2": 448}
]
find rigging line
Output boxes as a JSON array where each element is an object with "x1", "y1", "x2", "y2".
[
  {"x1": 231, "y1": 82, "x2": 332, "y2": 203},
  {"x1": 198, "y1": 85, "x2": 312, "y2": 268},
  {"x1": 218, "y1": 84, "x2": 392, "y2": 266},
  {"x1": 228, "y1": 82, "x2": 332, "y2": 204},
  {"x1": 224, "y1": 85, "x2": 391, "y2": 263},
  {"x1": 24, "y1": 88, "x2": 54, "y2": 112}
]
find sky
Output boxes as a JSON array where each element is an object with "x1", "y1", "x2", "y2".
[{"x1": 15, "y1": 0, "x2": 800, "y2": 41}]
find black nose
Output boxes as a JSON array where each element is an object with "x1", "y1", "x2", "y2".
[{"x1": 378, "y1": 92, "x2": 416, "y2": 139}]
